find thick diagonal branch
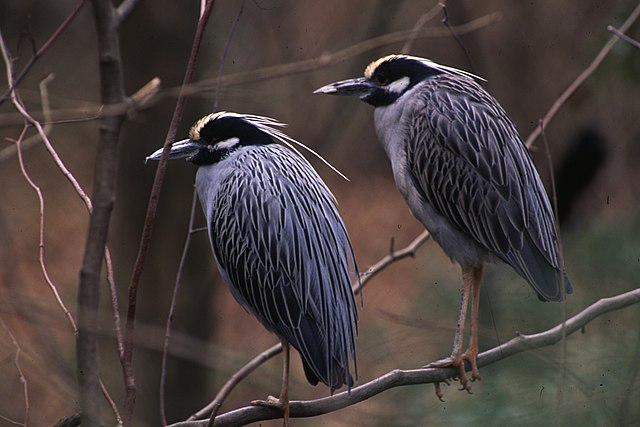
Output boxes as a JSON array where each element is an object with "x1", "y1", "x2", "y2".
[{"x1": 169, "y1": 287, "x2": 640, "y2": 426}]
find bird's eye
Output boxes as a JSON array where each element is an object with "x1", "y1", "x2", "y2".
[{"x1": 374, "y1": 74, "x2": 389, "y2": 86}]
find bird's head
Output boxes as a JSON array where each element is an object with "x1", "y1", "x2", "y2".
[
  {"x1": 145, "y1": 112, "x2": 289, "y2": 166},
  {"x1": 314, "y1": 54, "x2": 483, "y2": 107}
]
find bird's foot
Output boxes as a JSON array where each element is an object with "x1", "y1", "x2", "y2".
[
  {"x1": 433, "y1": 379, "x2": 450, "y2": 402},
  {"x1": 251, "y1": 396, "x2": 290, "y2": 426},
  {"x1": 426, "y1": 356, "x2": 472, "y2": 393},
  {"x1": 462, "y1": 349, "x2": 481, "y2": 382}
]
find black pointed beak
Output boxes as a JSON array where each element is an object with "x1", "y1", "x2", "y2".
[
  {"x1": 145, "y1": 138, "x2": 201, "y2": 164},
  {"x1": 313, "y1": 77, "x2": 377, "y2": 97}
]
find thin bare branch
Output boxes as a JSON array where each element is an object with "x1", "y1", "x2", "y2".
[
  {"x1": 0, "y1": 13, "x2": 496, "y2": 129},
  {"x1": 539, "y1": 120, "x2": 569, "y2": 409},
  {"x1": 356, "y1": 230, "x2": 431, "y2": 294},
  {"x1": 213, "y1": 0, "x2": 245, "y2": 110},
  {"x1": 116, "y1": 0, "x2": 142, "y2": 25},
  {"x1": 14, "y1": 125, "x2": 79, "y2": 335},
  {"x1": 439, "y1": 1, "x2": 478, "y2": 74},
  {"x1": 525, "y1": 2, "x2": 640, "y2": 148},
  {"x1": 0, "y1": 73, "x2": 54, "y2": 162},
  {"x1": 100, "y1": 381, "x2": 123, "y2": 426},
  {"x1": 400, "y1": 3, "x2": 442, "y2": 54},
  {"x1": 189, "y1": 12, "x2": 500, "y2": 94},
  {"x1": 0, "y1": 317, "x2": 29, "y2": 426},
  {"x1": 124, "y1": 1, "x2": 217, "y2": 423},
  {"x1": 0, "y1": 0, "x2": 88, "y2": 106},
  {"x1": 169, "y1": 287, "x2": 640, "y2": 427},
  {"x1": 201, "y1": 344, "x2": 282, "y2": 424},
  {"x1": 160, "y1": 190, "x2": 199, "y2": 426},
  {"x1": 607, "y1": 25, "x2": 640, "y2": 49}
]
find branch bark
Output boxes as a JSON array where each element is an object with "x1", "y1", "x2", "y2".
[
  {"x1": 169, "y1": 287, "x2": 640, "y2": 427},
  {"x1": 77, "y1": 1, "x2": 127, "y2": 426}
]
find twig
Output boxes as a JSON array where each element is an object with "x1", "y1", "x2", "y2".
[
  {"x1": 539, "y1": 120, "x2": 569, "y2": 412},
  {"x1": 607, "y1": 25, "x2": 640, "y2": 49},
  {"x1": 168, "y1": 287, "x2": 640, "y2": 427},
  {"x1": 116, "y1": 0, "x2": 142, "y2": 25},
  {"x1": 355, "y1": 230, "x2": 431, "y2": 294},
  {"x1": 13, "y1": 128, "x2": 79, "y2": 335},
  {"x1": 160, "y1": 190, "x2": 199, "y2": 426},
  {"x1": 188, "y1": 12, "x2": 501, "y2": 93},
  {"x1": 190, "y1": 231, "x2": 430, "y2": 421},
  {"x1": 439, "y1": 1, "x2": 478, "y2": 74},
  {"x1": 213, "y1": 0, "x2": 245, "y2": 110},
  {"x1": 0, "y1": 14, "x2": 497, "y2": 129},
  {"x1": 3, "y1": 25, "x2": 129, "y2": 426},
  {"x1": 400, "y1": 3, "x2": 442, "y2": 54},
  {"x1": 124, "y1": 1, "x2": 217, "y2": 424},
  {"x1": 525, "y1": 2, "x2": 640, "y2": 148},
  {"x1": 0, "y1": 0, "x2": 88, "y2": 106},
  {"x1": 0, "y1": 317, "x2": 29, "y2": 426},
  {"x1": 0, "y1": 73, "x2": 54, "y2": 162},
  {"x1": 200, "y1": 344, "x2": 282, "y2": 424}
]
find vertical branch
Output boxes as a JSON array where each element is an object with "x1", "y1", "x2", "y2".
[
  {"x1": 123, "y1": 1, "x2": 217, "y2": 424},
  {"x1": 159, "y1": 190, "x2": 199, "y2": 426},
  {"x1": 78, "y1": 0, "x2": 127, "y2": 426}
]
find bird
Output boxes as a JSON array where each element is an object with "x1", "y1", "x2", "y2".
[
  {"x1": 314, "y1": 54, "x2": 571, "y2": 392},
  {"x1": 146, "y1": 111, "x2": 359, "y2": 423}
]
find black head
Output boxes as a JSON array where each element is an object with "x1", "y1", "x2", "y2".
[
  {"x1": 146, "y1": 112, "x2": 280, "y2": 166},
  {"x1": 314, "y1": 54, "x2": 483, "y2": 107}
]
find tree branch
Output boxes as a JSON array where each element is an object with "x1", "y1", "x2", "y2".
[
  {"x1": 169, "y1": 287, "x2": 640, "y2": 427},
  {"x1": 78, "y1": 1, "x2": 128, "y2": 425},
  {"x1": 123, "y1": 1, "x2": 217, "y2": 424},
  {"x1": 607, "y1": 25, "x2": 640, "y2": 49},
  {"x1": 524, "y1": 2, "x2": 640, "y2": 148},
  {"x1": 0, "y1": 0, "x2": 88, "y2": 106}
]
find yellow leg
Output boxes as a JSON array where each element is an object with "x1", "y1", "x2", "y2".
[
  {"x1": 463, "y1": 266, "x2": 482, "y2": 381},
  {"x1": 428, "y1": 266, "x2": 475, "y2": 391}
]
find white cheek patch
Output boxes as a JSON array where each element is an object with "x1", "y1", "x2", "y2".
[
  {"x1": 388, "y1": 76, "x2": 410, "y2": 94},
  {"x1": 212, "y1": 137, "x2": 240, "y2": 151}
]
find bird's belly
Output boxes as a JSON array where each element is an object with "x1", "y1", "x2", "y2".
[{"x1": 395, "y1": 167, "x2": 496, "y2": 268}]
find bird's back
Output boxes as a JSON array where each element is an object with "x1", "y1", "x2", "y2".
[
  {"x1": 379, "y1": 74, "x2": 571, "y2": 301},
  {"x1": 196, "y1": 144, "x2": 358, "y2": 390}
]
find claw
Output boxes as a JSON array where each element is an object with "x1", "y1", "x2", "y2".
[
  {"x1": 427, "y1": 356, "x2": 472, "y2": 393},
  {"x1": 251, "y1": 396, "x2": 290, "y2": 426},
  {"x1": 434, "y1": 382, "x2": 445, "y2": 402},
  {"x1": 462, "y1": 349, "x2": 481, "y2": 382}
]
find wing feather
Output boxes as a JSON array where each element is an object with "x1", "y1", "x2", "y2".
[
  {"x1": 406, "y1": 75, "x2": 571, "y2": 300},
  {"x1": 208, "y1": 144, "x2": 358, "y2": 389}
]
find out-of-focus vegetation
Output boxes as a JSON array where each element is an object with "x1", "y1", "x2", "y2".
[{"x1": 1, "y1": 1, "x2": 639, "y2": 426}]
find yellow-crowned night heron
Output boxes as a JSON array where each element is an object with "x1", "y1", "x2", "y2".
[
  {"x1": 315, "y1": 54, "x2": 571, "y2": 391},
  {"x1": 147, "y1": 112, "x2": 358, "y2": 422}
]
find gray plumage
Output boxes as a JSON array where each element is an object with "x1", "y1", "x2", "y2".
[
  {"x1": 376, "y1": 73, "x2": 570, "y2": 301},
  {"x1": 315, "y1": 54, "x2": 571, "y2": 390},
  {"x1": 316, "y1": 54, "x2": 571, "y2": 301},
  {"x1": 147, "y1": 112, "x2": 358, "y2": 391}
]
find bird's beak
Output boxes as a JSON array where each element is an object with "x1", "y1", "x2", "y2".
[
  {"x1": 314, "y1": 77, "x2": 377, "y2": 98},
  {"x1": 145, "y1": 138, "x2": 201, "y2": 164}
]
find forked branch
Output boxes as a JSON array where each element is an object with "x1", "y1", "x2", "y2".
[{"x1": 170, "y1": 287, "x2": 640, "y2": 427}]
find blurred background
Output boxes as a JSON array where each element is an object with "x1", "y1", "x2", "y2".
[{"x1": 1, "y1": 1, "x2": 639, "y2": 425}]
